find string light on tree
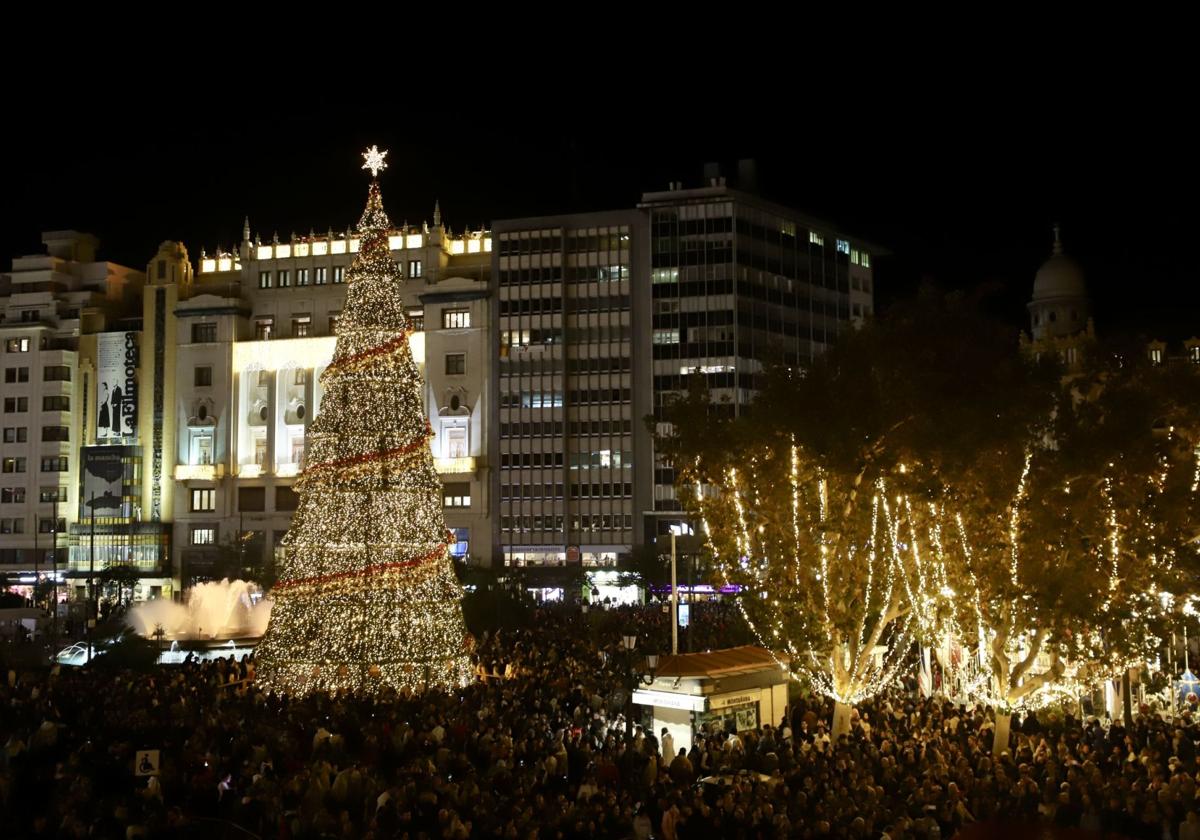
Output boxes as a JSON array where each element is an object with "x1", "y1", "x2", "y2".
[{"x1": 254, "y1": 147, "x2": 471, "y2": 695}]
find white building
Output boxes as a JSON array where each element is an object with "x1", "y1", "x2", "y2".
[
  {"x1": 173, "y1": 208, "x2": 494, "y2": 582},
  {"x1": 0, "y1": 232, "x2": 144, "y2": 593}
]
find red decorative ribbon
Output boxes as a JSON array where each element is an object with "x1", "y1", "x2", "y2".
[
  {"x1": 302, "y1": 435, "x2": 431, "y2": 477},
  {"x1": 326, "y1": 333, "x2": 410, "y2": 374},
  {"x1": 273, "y1": 539, "x2": 453, "y2": 591}
]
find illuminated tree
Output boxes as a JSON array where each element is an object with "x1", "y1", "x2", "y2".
[{"x1": 254, "y1": 148, "x2": 471, "y2": 694}]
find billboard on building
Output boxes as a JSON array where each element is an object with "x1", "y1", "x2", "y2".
[
  {"x1": 96, "y1": 332, "x2": 139, "y2": 442},
  {"x1": 80, "y1": 446, "x2": 127, "y2": 521}
]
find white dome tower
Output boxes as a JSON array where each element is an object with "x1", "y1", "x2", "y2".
[{"x1": 1028, "y1": 224, "x2": 1089, "y2": 341}]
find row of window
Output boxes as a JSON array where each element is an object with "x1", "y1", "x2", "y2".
[
  {"x1": 2, "y1": 426, "x2": 69, "y2": 443},
  {"x1": 496, "y1": 229, "x2": 629, "y2": 257},
  {"x1": 3, "y1": 366, "x2": 71, "y2": 384},
  {"x1": 2, "y1": 457, "x2": 68, "y2": 473},
  {"x1": 497, "y1": 265, "x2": 631, "y2": 286},
  {"x1": 4, "y1": 338, "x2": 30, "y2": 353},
  {"x1": 498, "y1": 357, "x2": 636, "y2": 376},
  {"x1": 0, "y1": 516, "x2": 66, "y2": 534},
  {"x1": 499, "y1": 514, "x2": 634, "y2": 532},
  {"x1": 500, "y1": 452, "x2": 565, "y2": 468},
  {"x1": 2, "y1": 486, "x2": 67, "y2": 504},
  {"x1": 499, "y1": 481, "x2": 634, "y2": 499},
  {"x1": 499, "y1": 419, "x2": 634, "y2": 438},
  {"x1": 257, "y1": 266, "x2": 347, "y2": 289},
  {"x1": 500, "y1": 326, "x2": 634, "y2": 348}
]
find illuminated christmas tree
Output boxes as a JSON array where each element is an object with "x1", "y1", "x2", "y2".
[{"x1": 254, "y1": 147, "x2": 472, "y2": 694}]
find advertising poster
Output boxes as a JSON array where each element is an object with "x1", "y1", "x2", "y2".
[
  {"x1": 81, "y1": 446, "x2": 127, "y2": 520},
  {"x1": 96, "y1": 332, "x2": 139, "y2": 442}
]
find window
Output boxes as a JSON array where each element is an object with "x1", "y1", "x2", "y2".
[
  {"x1": 42, "y1": 396, "x2": 69, "y2": 411},
  {"x1": 43, "y1": 366, "x2": 71, "y2": 382},
  {"x1": 1150, "y1": 348, "x2": 1164, "y2": 365},
  {"x1": 443, "y1": 482, "x2": 471, "y2": 507},
  {"x1": 406, "y1": 307, "x2": 424, "y2": 331},
  {"x1": 836, "y1": 239, "x2": 850, "y2": 255},
  {"x1": 4, "y1": 367, "x2": 29, "y2": 383},
  {"x1": 444, "y1": 353, "x2": 465, "y2": 375},
  {"x1": 3, "y1": 428, "x2": 27, "y2": 443},
  {"x1": 653, "y1": 329, "x2": 679, "y2": 345},
  {"x1": 314, "y1": 267, "x2": 327, "y2": 285},
  {"x1": 291, "y1": 315, "x2": 311, "y2": 337},
  {"x1": 191, "y1": 488, "x2": 215, "y2": 512},
  {"x1": 333, "y1": 266, "x2": 345, "y2": 284},
  {"x1": 328, "y1": 312, "x2": 340, "y2": 334},
  {"x1": 3, "y1": 457, "x2": 26, "y2": 473},
  {"x1": 40, "y1": 456, "x2": 67, "y2": 472},
  {"x1": 277, "y1": 270, "x2": 290, "y2": 288},
  {"x1": 294, "y1": 368, "x2": 309, "y2": 386},
  {"x1": 449, "y1": 527, "x2": 469, "y2": 558},
  {"x1": 190, "y1": 526, "x2": 216, "y2": 545},
  {"x1": 192, "y1": 322, "x2": 217, "y2": 343},
  {"x1": 255, "y1": 319, "x2": 274, "y2": 340},
  {"x1": 39, "y1": 487, "x2": 65, "y2": 503},
  {"x1": 275, "y1": 486, "x2": 299, "y2": 512},
  {"x1": 41, "y1": 426, "x2": 69, "y2": 442},
  {"x1": 1, "y1": 487, "x2": 25, "y2": 503},
  {"x1": 194, "y1": 366, "x2": 213, "y2": 387},
  {"x1": 296, "y1": 268, "x2": 309, "y2": 286},
  {"x1": 5, "y1": 338, "x2": 29, "y2": 353},
  {"x1": 38, "y1": 517, "x2": 65, "y2": 534},
  {"x1": 1191, "y1": 346, "x2": 1200, "y2": 364},
  {"x1": 861, "y1": 252, "x2": 871, "y2": 268},
  {"x1": 444, "y1": 424, "x2": 468, "y2": 458},
  {"x1": 189, "y1": 430, "x2": 214, "y2": 466},
  {"x1": 442, "y1": 309, "x2": 470, "y2": 329},
  {"x1": 1, "y1": 518, "x2": 25, "y2": 534},
  {"x1": 20, "y1": 311, "x2": 39, "y2": 323},
  {"x1": 258, "y1": 271, "x2": 272, "y2": 289},
  {"x1": 238, "y1": 487, "x2": 266, "y2": 512},
  {"x1": 4, "y1": 397, "x2": 28, "y2": 412},
  {"x1": 408, "y1": 260, "x2": 423, "y2": 279},
  {"x1": 809, "y1": 231, "x2": 824, "y2": 246}
]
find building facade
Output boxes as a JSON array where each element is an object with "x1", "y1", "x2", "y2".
[
  {"x1": 490, "y1": 211, "x2": 652, "y2": 569},
  {"x1": 173, "y1": 209, "x2": 494, "y2": 584},
  {"x1": 639, "y1": 177, "x2": 878, "y2": 535},
  {"x1": 0, "y1": 232, "x2": 145, "y2": 595}
]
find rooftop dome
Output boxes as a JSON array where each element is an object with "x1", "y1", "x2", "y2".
[{"x1": 1032, "y1": 225, "x2": 1086, "y2": 302}]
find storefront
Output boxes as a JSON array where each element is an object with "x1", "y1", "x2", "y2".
[{"x1": 632, "y1": 646, "x2": 790, "y2": 754}]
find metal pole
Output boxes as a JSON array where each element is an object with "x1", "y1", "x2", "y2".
[
  {"x1": 89, "y1": 491, "x2": 96, "y2": 661},
  {"x1": 671, "y1": 532, "x2": 678, "y2": 656},
  {"x1": 33, "y1": 507, "x2": 39, "y2": 609},
  {"x1": 51, "y1": 498, "x2": 58, "y2": 642}
]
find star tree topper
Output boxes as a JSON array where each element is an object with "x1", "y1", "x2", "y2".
[{"x1": 362, "y1": 145, "x2": 388, "y2": 178}]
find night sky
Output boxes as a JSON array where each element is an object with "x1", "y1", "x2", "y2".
[{"x1": 2, "y1": 117, "x2": 1195, "y2": 342}]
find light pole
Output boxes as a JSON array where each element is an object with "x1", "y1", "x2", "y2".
[{"x1": 621, "y1": 633, "x2": 658, "y2": 737}]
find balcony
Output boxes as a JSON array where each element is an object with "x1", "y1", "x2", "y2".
[
  {"x1": 435, "y1": 456, "x2": 477, "y2": 475},
  {"x1": 174, "y1": 464, "x2": 226, "y2": 481}
]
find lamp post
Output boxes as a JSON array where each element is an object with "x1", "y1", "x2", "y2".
[{"x1": 621, "y1": 633, "x2": 658, "y2": 737}]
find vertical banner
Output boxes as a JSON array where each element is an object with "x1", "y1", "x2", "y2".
[
  {"x1": 81, "y1": 446, "x2": 126, "y2": 520},
  {"x1": 96, "y1": 333, "x2": 139, "y2": 442}
]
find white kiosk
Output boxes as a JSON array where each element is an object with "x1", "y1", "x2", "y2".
[{"x1": 632, "y1": 645, "x2": 789, "y2": 754}]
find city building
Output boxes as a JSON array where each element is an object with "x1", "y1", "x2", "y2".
[
  {"x1": 639, "y1": 169, "x2": 879, "y2": 536},
  {"x1": 490, "y1": 211, "x2": 651, "y2": 571},
  {"x1": 0, "y1": 232, "x2": 145, "y2": 599},
  {"x1": 175, "y1": 208, "x2": 493, "y2": 584}
]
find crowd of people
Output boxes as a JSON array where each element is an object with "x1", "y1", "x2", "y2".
[{"x1": 2, "y1": 600, "x2": 1199, "y2": 838}]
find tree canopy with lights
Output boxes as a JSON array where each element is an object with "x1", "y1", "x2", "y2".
[
  {"x1": 657, "y1": 289, "x2": 1200, "y2": 736},
  {"x1": 255, "y1": 148, "x2": 471, "y2": 694}
]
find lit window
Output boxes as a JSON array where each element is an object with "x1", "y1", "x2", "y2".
[
  {"x1": 190, "y1": 489, "x2": 215, "y2": 512},
  {"x1": 258, "y1": 271, "x2": 272, "y2": 289},
  {"x1": 850, "y1": 249, "x2": 860, "y2": 266},
  {"x1": 1190, "y1": 345, "x2": 1200, "y2": 364},
  {"x1": 292, "y1": 315, "x2": 311, "y2": 337},
  {"x1": 1150, "y1": 348, "x2": 1164, "y2": 365},
  {"x1": 4, "y1": 338, "x2": 29, "y2": 353},
  {"x1": 443, "y1": 482, "x2": 471, "y2": 507},
  {"x1": 809, "y1": 231, "x2": 824, "y2": 246},
  {"x1": 277, "y1": 270, "x2": 290, "y2": 288},
  {"x1": 837, "y1": 239, "x2": 850, "y2": 254},
  {"x1": 407, "y1": 308, "x2": 424, "y2": 331},
  {"x1": 653, "y1": 329, "x2": 679, "y2": 345},
  {"x1": 448, "y1": 527, "x2": 469, "y2": 557},
  {"x1": 296, "y1": 268, "x2": 309, "y2": 286},
  {"x1": 314, "y1": 267, "x2": 327, "y2": 285},
  {"x1": 443, "y1": 309, "x2": 471, "y2": 329},
  {"x1": 333, "y1": 266, "x2": 345, "y2": 284},
  {"x1": 255, "y1": 319, "x2": 273, "y2": 341},
  {"x1": 190, "y1": 526, "x2": 216, "y2": 545},
  {"x1": 408, "y1": 260, "x2": 423, "y2": 279},
  {"x1": 861, "y1": 252, "x2": 870, "y2": 268}
]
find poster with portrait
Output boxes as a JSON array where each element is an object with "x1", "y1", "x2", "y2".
[
  {"x1": 81, "y1": 446, "x2": 127, "y2": 521},
  {"x1": 96, "y1": 332, "x2": 139, "y2": 442}
]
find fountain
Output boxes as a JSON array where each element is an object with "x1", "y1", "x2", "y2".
[{"x1": 126, "y1": 579, "x2": 272, "y2": 641}]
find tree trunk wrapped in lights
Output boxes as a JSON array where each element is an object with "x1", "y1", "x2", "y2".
[{"x1": 255, "y1": 149, "x2": 471, "y2": 695}]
